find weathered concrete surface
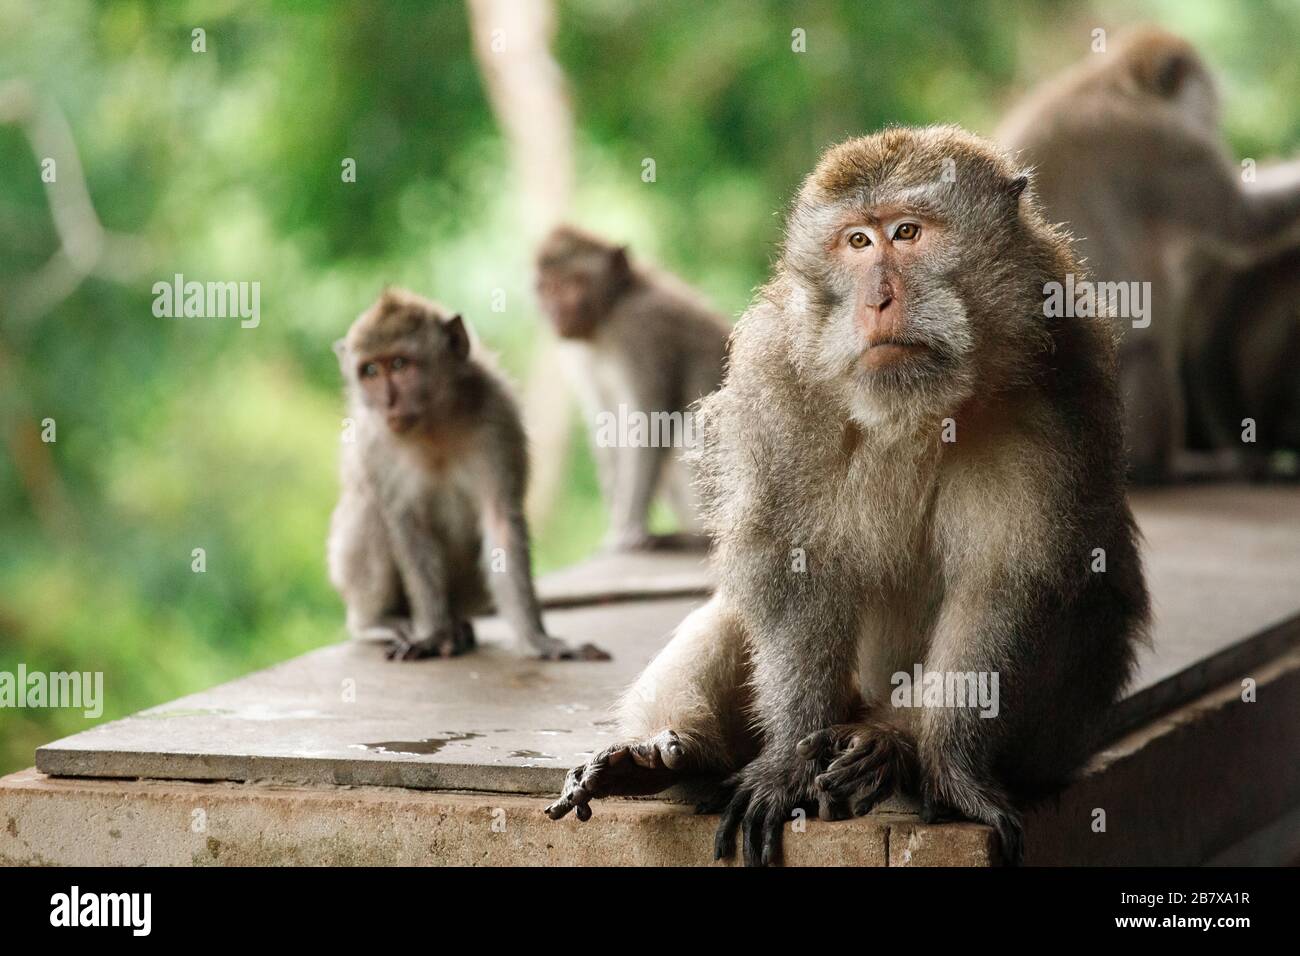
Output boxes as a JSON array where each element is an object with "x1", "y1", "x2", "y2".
[
  {"x1": 37, "y1": 597, "x2": 706, "y2": 793},
  {"x1": 31, "y1": 486, "x2": 1300, "y2": 794},
  {"x1": 6, "y1": 646, "x2": 1295, "y2": 866},
  {"x1": 537, "y1": 546, "x2": 713, "y2": 607}
]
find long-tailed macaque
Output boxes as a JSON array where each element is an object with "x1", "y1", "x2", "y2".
[
  {"x1": 328, "y1": 288, "x2": 608, "y2": 661},
  {"x1": 1184, "y1": 162, "x2": 1300, "y2": 474},
  {"x1": 997, "y1": 26, "x2": 1300, "y2": 482},
  {"x1": 545, "y1": 127, "x2": 1150, "y2": 866},
  {"x1": 535, "y1": 226, "x2": 731, "y2": 551}
]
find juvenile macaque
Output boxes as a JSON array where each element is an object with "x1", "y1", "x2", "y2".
[
  {"x1": 546, "y1": 127, "x2": 1150, "y2": 866},
  {"x1": 997, "y1": 26, "x2": 1300, "y2": 481},
  {"x1": 328, "y1": 289, "x2": 607, "y2": 661},
  {"x1": 535, "y1": 226, "x2": 731, "y2": 551}
]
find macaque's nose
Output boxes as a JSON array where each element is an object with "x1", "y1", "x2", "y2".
[
  {"x1": 384, "y1": 378, "x2": 399, "y2": 408},
  {"x1": 863, "y1": 278, "x2": 895, "y2": 314}
]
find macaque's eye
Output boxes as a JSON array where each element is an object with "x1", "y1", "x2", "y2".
[
  {"x1": 893, "y1": 222, "x2": 921, "y2": 241},
  {"x1": 848, "y1": 231, "x2": 871, "y2": 249},
  {"x1": 360, "y1": 362, "x2": 379, "y2": 378},
  {"x1": 391, "y1": 356, "x2": 406, "y2": 371}
]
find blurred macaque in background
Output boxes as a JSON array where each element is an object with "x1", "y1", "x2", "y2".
[
  {"x1": 535, "y1": 226, "x2": 731, "y2": 551},
  {"x1": 997, "y1": 26, "x2": 1300, "y2": 482}
]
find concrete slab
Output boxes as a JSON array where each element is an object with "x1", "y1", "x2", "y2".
[
  {"x1": 537, "y1": 545, "x2": 713, "y2": 607},
  {"x1": 31, "y1": 486, "x2": 1300, "y2": 796},
  {"x1": 36, "y1": 598, "x2": 705, "y2": 793}
]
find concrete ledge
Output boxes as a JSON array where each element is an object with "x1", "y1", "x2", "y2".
[
  {"x1": 1024, "y1": 646, "x2": 1300, "y2": 865},
  {"x1": 0, "y1": 767, "x2": 997, "y2": 866},
  {"x1": 5, "y1": 646, "x2": 1296, "y2": 866}
]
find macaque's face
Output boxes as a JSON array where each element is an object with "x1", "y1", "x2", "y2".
[
  {"x1": 535, "y1": 232, "x2": 630, "y2": 340},
  {"x1": 777, "y1": 130, "x2": 1050, "y2": 425},
  {"x1": 355, "y1": 352, "x2": 429, "y2": 434},
  {"x1": 535, "y1": 263, "x2": 603, "y2": 339},
  {"x1": 792, "y1": 196, "x2": 976, "y2": 422},
  {"x1": 342, "y1": 299, "x2": 471, "y2": 437}
]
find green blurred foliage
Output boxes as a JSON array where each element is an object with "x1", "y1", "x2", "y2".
[{"x1": 1, "y1": 0, "x2": 1297, "y2": 774}]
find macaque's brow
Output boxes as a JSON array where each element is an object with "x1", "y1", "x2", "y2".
[
  {"x1": 832, "y1": 199, "x2": 941, "y2": 229},
  {"x1": 845, "y1": 181, "x2": 948, "y2": 220}
]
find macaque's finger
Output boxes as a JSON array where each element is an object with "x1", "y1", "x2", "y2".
[
  {"x1": 659, "y1": 730, "x2": 686, "y2": 769},
  {"x1": 713, "y1": 788, "x2": 749, "y2": 860},
  {"x1": 742, "y1": 803, "x2": 766, "y2": 867},
  {"x1": 817, "y1": 789, "x2": 848, "y2": 822},
  {"x1": 544, "y1": 765, "x2": 588, "y2": 820},
  {"x1": 795, "y1": 728, "x2": 832, "y2": 760},
  {"x1": 815, "y1": 752, "x2": 873, "y2": 793},
  {"x1": 759, "y1": 804, "x2": 786, "y2": 867},
  {"x1": 626, "y1": 730, "x2": 684, "y2": 770},
  {"x1": 850, "y1": 779, "x2": 888, "y2": 817}
]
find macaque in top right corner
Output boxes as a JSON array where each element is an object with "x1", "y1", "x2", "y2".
[{"x1": 997, "y1": 25, "x2": 1300, "y2": 482}]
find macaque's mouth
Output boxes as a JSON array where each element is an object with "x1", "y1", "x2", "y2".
[
  {"x1": 385, "y1": 413, "x2": 418, "y2": 433},
  {"x1": 859, "y1": 340, "x2": 934, "y2": 369}
]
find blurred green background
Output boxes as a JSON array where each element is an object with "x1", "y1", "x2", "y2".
[{"x1": 1, "y1": 0, "x2": 1297, "y2": 775}]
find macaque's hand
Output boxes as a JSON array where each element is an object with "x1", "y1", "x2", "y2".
[
  {"x1": 543, "y1": 730, "x2": 686, "y2": 821},
  {"x1": 712, "y1": 749, "x2": 819, "y2": 867},
  {"x1": 795, "y1": 720, "x2": 917, "y2": 819}
]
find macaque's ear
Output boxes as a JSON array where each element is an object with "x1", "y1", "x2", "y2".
[
  {"x1": 332, "y1": 338, "x2": 348, "y2": 358},
  {"x1": 1008, "y1": 173, "x2": 1030, "y2": 201},
  {"x1": 444, "y1": 314, "x2": 470, "y2": 360},
  {"x1": 609, "y1": 245, "x2": 631, "y2": 277},
  {"x1": 1152, "y1": 52, "x2": 1191, "y2": 98}
]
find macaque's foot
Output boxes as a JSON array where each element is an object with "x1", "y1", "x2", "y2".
[
  {"x1": 796, "y1": 720, "x2": 918, "y2": 819},
  {"x1": 712, "y1": 751, "x2": 818, "y2": 867},
  {"x1": 922, "y1": 771, "x2": 1024, "y2": 866},
  {"x1": 532, "y1": 634, "x2": 612, "y2": 662},
  {"x1": 543, "y1": 730, "x2": 686, "y2": 821},
  {"x1": 385, "y1": 622, "x2": 474, "y2": 661}
]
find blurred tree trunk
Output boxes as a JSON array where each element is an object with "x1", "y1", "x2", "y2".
[{"x1": 466, "y1": 0, "x2": 575, "y2": 528}]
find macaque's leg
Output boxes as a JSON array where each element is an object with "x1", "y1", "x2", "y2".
[
  {"x1": 483, "y1": 502, "x2": 609, "y2": 661},
  {"x1": 1119, "y1": 339, "x2": 1181, "y2": 483},
  {"x1": 914, "y1": 590, "x2": 1030, "y2": 866},
  {"x1": 381, "y1": 515, "x2": 464, "y2": 660},
  {"x1": 330, "y1": 493, "x2": 409, "y2": 642},
  {"x1": 545, "y1": 596, "x2": 753, "y2": 820},
  {"x1": 604, "y1": 443, "x2": 668, "y2": 551}
]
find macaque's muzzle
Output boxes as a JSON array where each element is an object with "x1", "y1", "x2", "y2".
[{"x1": 385, "y1": 412, "x2": 418, "y2": 434}]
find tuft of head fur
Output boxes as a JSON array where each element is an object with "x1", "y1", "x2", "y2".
[{"x1": 343, "y1": 287, "x2": 464, "y2": 360}]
